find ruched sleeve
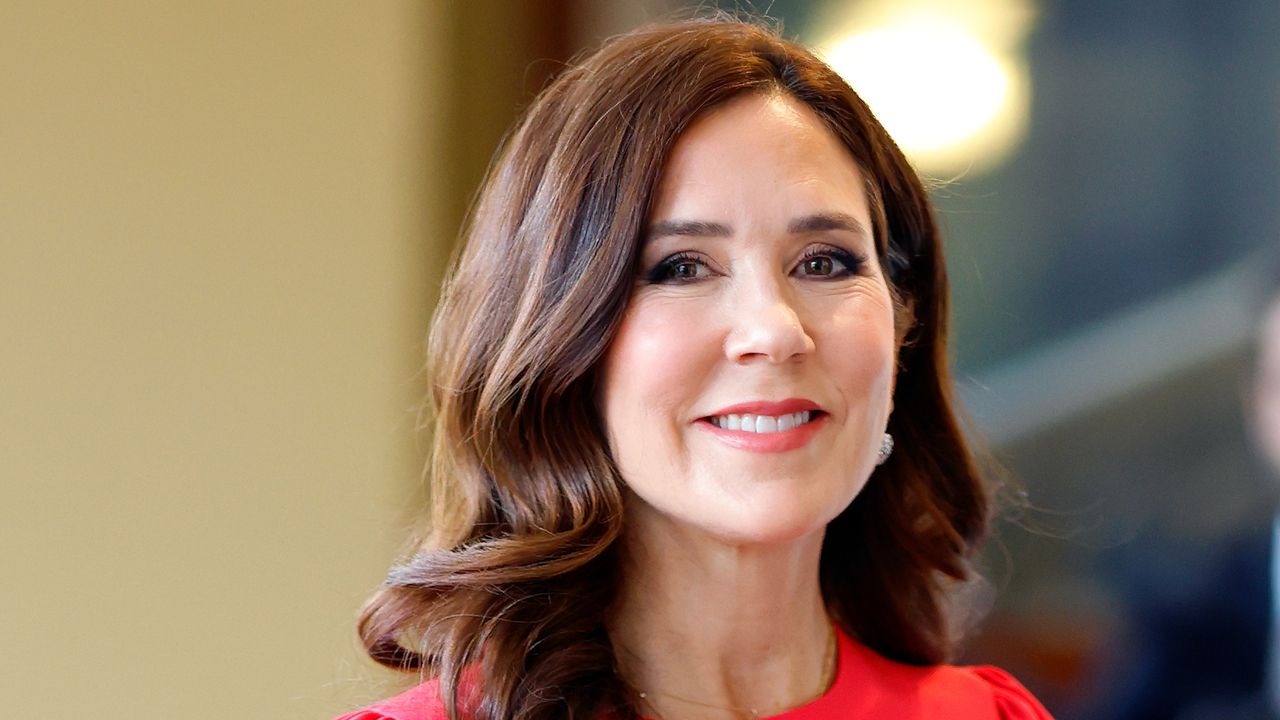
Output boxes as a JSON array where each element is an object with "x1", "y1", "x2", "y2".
[
  {"x1": 970, "y1": 666, "x2": 1055, "y2": 719},
  {"x1": 332, "y1": 677, "x2": 450, "y2": 720}
]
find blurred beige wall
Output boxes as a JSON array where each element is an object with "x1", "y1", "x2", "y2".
[{"x1": 0, "y1": 2, "x2": 445, "y2": 716}]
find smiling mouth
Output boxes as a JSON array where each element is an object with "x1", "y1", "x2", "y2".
[{"x1": 703, "y1": 411, "x2": 825, "y2": 433}]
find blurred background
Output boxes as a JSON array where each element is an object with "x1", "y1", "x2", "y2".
[{"x1": 3, "y1": 1, "x2": 1278, "y2": 718}]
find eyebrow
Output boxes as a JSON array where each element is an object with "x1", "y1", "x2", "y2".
[
  {"x1": 787, "y1": 212, "x2": 870, "y2": 237},
  {"x1": 644, "y1": 219, "x2": 732, "y2": 241},
  {"x1": 644, "y1": 212, "x2": 870, "y2": 242}
]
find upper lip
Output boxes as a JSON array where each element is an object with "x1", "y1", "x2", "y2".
[{"x1": 702, "y1": 398, "x2": 824, "y2": 419}]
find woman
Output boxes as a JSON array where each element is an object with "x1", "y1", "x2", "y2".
[{"x1": 340, "y1": 16, "x2": 1052, "y2": 720}]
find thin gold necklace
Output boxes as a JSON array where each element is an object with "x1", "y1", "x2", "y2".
[{"x1": 630, "y1": 626, "x2": 838, "y2": 720}]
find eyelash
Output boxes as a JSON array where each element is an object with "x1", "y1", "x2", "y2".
[
  {"x1": 645, "y1": 246, "x2": 868, "y2": 284},
  {"x1": 645, "y1": 252, "x2": 703, "y2": 284},
  {"x1": 798, "y1": 246, "x2": 866, "y2": 278}
]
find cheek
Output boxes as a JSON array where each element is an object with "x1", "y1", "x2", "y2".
[
  {"x1": 600, "y1": 298, "x2": 715, "y2": 439},
  {"x1": 1259, "y1": 384, "x2": 1280, "y2": 465},
  {"x1": 826, "y1": 296, "x2": 897, "y2": 422}
]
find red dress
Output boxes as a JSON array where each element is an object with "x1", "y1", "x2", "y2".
[{"x1": 337, "y1": 629, "x2": 1053, "y2": 720}]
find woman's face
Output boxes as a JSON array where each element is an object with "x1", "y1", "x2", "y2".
[{"x1": 599, "y1": 91, "x2": 897, "y2": 545}]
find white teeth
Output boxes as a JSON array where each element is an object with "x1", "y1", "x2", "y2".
[{"x1": 711, "y1": 411, "x2": 814, "y2": 433}]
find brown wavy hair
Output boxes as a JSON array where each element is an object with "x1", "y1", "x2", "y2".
[{"x1": 357, "y1": 16, "x2": 990, "y2": 720}]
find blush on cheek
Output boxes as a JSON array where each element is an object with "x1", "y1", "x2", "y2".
[
  {"x1": 617, "y1": 297, "x2": 710, "y2": 371},
  {"x1": 601, "y1": 297, "x2": 715, "y2": 435},
  {"x1": 829, "y1": 315, "x2": 896, "y2": 430}
]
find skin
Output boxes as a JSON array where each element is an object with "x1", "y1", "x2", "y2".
[
  {"x1": 599, "y1": 91, "x2": 897, "y2": 719},
  {"x1": 1255, "y1": 297, "x2": 1280, "y2": 473}
]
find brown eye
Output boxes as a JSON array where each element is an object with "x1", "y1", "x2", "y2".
[
  {"x1": 804, "y1": 256, "x2": 834, "y2": 276},
  {"x1": 646, "y1": 253, "x2": 712, "y2": 284},
  {"x1": 794, "y1": 246, "x2": 864, "y2": 280}
]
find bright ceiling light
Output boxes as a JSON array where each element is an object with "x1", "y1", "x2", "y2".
[{"x1": 815, "y1": 1, "x2": 1034, "y2": 175}]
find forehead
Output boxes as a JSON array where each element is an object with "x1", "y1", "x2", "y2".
[{"x1": 649, "y1": 92, "x2": 870, "y2": 223}]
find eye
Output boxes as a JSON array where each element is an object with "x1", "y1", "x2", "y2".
[
  {"x1": 803, "y1": 256, "x2": 835, "y2": 275},
  {"x1": 646, "y1": 252, "x2": 712, "y2": 284},
  {"x1": 795, "y1": 245, "x2": 865, "y2": 279}
]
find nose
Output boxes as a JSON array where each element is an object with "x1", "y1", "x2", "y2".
[{"x1": 722, "y1": 276, "x2": 816, "y2": 365}]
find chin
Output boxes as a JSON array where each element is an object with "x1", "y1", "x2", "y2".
[
  {"x1": 624, "y1": 469, "x2": 867, "y2": 549},
  {"x1": 694, "y1": 497, "x2": 844, "y2": 547}
]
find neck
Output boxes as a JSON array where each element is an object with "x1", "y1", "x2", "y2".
[{"x1": 609, "y1": 505, "x2": 834, "y2": 720}]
